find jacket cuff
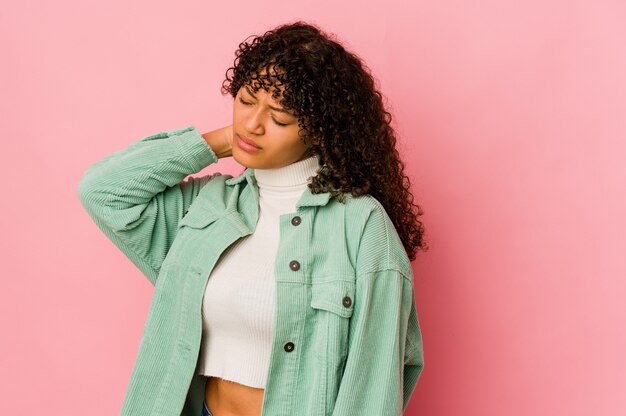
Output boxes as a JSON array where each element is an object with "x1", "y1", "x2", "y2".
[{"x1": 141, "y1": 125, "x2": 219, "y2": 172}]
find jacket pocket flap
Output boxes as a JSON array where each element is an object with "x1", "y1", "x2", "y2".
[
  {"x1": 311, "y1": 279, "x2": 355, "y2": 318},
  {"x1": 178, "y1": 206, "x2": 218, "y2": 229}
]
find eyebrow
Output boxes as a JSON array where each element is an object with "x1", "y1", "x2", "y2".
[{"x1": 244, "y1": 86, "x2": 292, "y2": 115}]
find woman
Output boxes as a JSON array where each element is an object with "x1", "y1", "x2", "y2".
[{"x1": 78, "y1": 21, "x2": 426, "y2": 416}]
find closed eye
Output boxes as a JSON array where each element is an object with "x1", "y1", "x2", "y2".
[
  {"x1": 239, "y1": 97, "x2": 252, "y2": 106},
  {"x1": 239, "y1": 97, "x2": 289, "y2": 127}
]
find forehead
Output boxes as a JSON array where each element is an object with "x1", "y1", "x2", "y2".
[{"x1": 243, "y1": 83, "x2": 283, "y2": 100}]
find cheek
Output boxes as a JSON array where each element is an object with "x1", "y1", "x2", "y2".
[
  {"x1": 232, "y1": 108, "x2": 243, "y2": 123},
  {"x1": 283, "y1": 134, "x2": 308, "y2": 153},
  {"x1": 263, "y1": 136, "x2": 304, "y2": 160},
  {"x1": 283, "y1": 142, "x2": 311, "y2": 162}
]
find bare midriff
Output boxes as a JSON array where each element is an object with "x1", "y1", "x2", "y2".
[{"x1": 204, "y1": 376, "x2": 265, "y2": 416}]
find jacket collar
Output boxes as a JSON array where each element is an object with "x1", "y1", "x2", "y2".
[
  {"x1": 224, "y1": 167, "x2": 254, "y2": 186},
  {"x1": 225, "y1": 167, "x2": 331, "y2": 208}
]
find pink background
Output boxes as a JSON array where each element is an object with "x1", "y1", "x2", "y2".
[{"x1": 2, "y1": 1, "x2": 625, "y2": 415}]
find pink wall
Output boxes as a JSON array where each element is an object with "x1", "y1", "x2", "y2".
[{"x1": 2, "y1": 1, "x2": 625, "y2": 414}]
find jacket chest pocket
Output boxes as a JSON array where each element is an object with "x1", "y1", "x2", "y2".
[
  {"x1": 309, "y1": 279, "x2": 355, "y2": 362},
  {"x1": 161, "y1": 206, "x2": 220, "y2": 272},
  {"x1": 170, "y1": 206, "x2": 220, "y2": 264},
  {"x1": 177, "y1": 206, "x2": 219, "y2": 231},
  {"x1": 310, "y1": 279, "x2": 355, "y2": 318},
  {"x1": 309, "y1": 279, "x2": 356, "y2": 411}
]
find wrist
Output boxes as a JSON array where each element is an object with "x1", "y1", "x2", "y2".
[{"x1": 202, "y1": 128, "x2": 232, "y2": 158}]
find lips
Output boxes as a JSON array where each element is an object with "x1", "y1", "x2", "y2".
[{"x1": 237, "y1": 134, "x2": 261, "y2": 149}]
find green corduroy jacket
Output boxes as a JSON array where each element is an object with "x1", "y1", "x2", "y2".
[{"x1": 77, "y1": 125, "x2": 424, "y2": 416}]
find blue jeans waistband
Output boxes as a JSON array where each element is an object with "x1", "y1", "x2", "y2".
[{"x1": 202, "y1": 400, "x2": 213, "y2": 416}]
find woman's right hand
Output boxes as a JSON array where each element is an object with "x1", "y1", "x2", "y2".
[{"x1": 201, "y1": 125, "x2": 233, "y2": 159}]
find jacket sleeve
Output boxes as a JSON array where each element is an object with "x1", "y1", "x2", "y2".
[
  {"x1": 76, "y1": 125, "x2": 220, "y2": 285},
  {"x1": 331, "y1": 269, "x2": 424, "y2": 415},
  {"x1": 332, "y1": 203, "x2": 424, "y2": 415}
]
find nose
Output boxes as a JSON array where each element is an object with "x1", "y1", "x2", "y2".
[{"x1": 244, "y1": 106, "x2": 265, "y2": 135}]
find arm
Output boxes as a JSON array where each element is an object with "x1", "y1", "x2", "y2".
[
  {"x1": 332, "y1": 204, "x2": 425, "y2": 415},
  {"x1": 76, "y1": 125, "x2": 231, "y2": 285},
  {"x1": 331, "y1": 270, "x2": 424, "y2": 415},
  {"x1": 403, "y1": 285, "x2": 425, "y2": 410}
]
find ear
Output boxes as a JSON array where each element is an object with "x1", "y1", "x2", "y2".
[
  {"x1": 299, "y1": 134, "x2": 312, "y2": 146},
  {"x1": 302, "y1": 132, "x2": 320, "y2": 146}
]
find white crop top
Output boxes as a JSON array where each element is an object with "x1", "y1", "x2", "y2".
[{"x1": 196, "y1": 154, "x2": 321, "y2": 388}]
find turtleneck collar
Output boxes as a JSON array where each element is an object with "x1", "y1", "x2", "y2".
[
  {"x1": 253, "y1": 155, "x2": 321, "y2": 189},
  {"x1": 254, "y1": 155, "x2": 320, "y2": 201}
]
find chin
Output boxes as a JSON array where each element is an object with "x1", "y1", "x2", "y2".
[{"x1": 232, "y1": 148, "x2": 257, "y2": 169}]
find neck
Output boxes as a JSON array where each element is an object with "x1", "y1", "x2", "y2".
[{"x1": 253, "y1": 155, "x2": 321, "y2": 189}]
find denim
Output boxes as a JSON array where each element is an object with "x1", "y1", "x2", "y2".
[{"x1": 201, "y1": 400, "x2": 213, "y2": 416}]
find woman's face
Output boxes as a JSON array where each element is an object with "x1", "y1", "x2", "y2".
[{"x1": 232, "y1": 84, "x2": 313, "y2": 169}]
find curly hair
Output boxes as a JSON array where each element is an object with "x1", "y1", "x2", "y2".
[{"x1": 221, "y1": 20, "x2": 427, "y2": 260}]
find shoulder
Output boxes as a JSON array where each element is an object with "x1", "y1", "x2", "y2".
[
  {"x1": 332, "y1": 193, "x2": 412, "y2": 279},
  {"x1": 196, "y1": 167, "x2": 252, "y2": 194},
  {"x1": 188, "y1": 169, "x2": 247, "y2": 213}
]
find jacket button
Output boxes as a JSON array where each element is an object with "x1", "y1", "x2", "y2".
[
  {"x1": 289, "y1": 260, "x2": 300, "y2": 271},
  {"x1": 342, "y1": 296, "x2": 352, "y2": 308},
  {"x1": 284, "y1": 342, "x2": 295, "y2": 352},
  {"x1": 291, "y1": 216, "x2": 302, "y2": 226}
]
